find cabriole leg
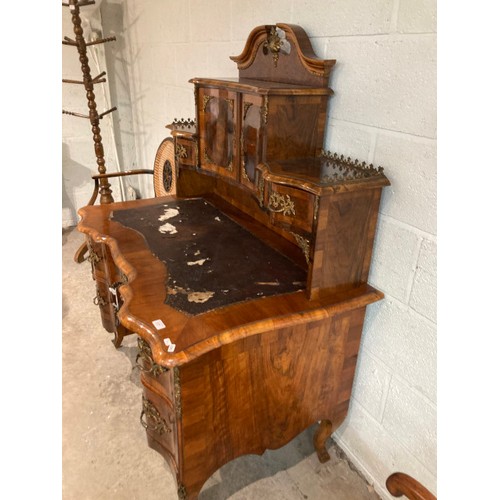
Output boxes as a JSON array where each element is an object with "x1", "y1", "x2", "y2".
[{"x1": 313, "y1": 419, "x2": 332, "y2": 463}]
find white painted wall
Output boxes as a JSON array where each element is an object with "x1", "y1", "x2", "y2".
[{"x1": 62, "y1": 0, "x2": 436, "y2": 496}]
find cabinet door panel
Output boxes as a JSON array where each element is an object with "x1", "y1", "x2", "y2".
[
  {"x1": 240, "y1": 94, "x2": 264, "y2": 190},
  {"x1": 199, "y1": 87, "x2": 237, "y2": 180}
]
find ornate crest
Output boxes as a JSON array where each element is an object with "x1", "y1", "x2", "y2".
[{"x1": 263, "y1": 26, "x2": 291, "y2": 67}]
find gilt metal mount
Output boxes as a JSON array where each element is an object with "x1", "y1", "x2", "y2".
[
  {"x1": 320, "y1": 150, "x2": 385, "y2": 183},
  {"x1": 263, "y1": 26, "x2": 291, "y2": 67},
  {"x1": 140, "y1": 396, "x2": 171, "y2": 435},
  {"x1": 174, "y1": 367, "x2": 182, "y2": 419},
  {"x1": 291, "y1": 232, "x2": 311, "y2": 265},
  {"x1": 268, "y1": 192, "x2": 296, "y2": 216},
  {"x1": 135, "y1": 338, "x2": 169, "y2": 378}
]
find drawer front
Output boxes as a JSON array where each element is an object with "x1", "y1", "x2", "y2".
[
  {"x1": 175, "y1": 137, "x2": 197, "y2": 168},
  {"x1": 265, "y1": 183, "x2": 315, "y2": 234},
  {"x1": 93, "y1": 277, "x2": 116, "y2": 333},
  {"x1": 87, "y1": 239, "x2": 106, "y2": 276},
  {"x1": 87, "y1": 239, "x2": 124, "y2": 285},
  {"x1": 141, "y1": 385, "x2": 178, "y2": 464},
  {"x1": 136, "y1": 337, "x2": 174, "y2": 400}
]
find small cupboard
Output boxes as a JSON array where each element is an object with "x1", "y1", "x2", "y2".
[{"x1": 190, "y1": 77, "x2": 333, "y2": 192}]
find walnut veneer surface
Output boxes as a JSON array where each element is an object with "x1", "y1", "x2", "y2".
[
  {"x1": 79, "y1": 194, "x2": 384, "y2": 499},
  {"x1": 77, "y1": 23, "x2": 390, "y2": 499}
]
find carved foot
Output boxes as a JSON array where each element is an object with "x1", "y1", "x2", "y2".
[
  {"x1": 112, "y1": 335, "x2": 123, "y2": 349},
  {"x1": 112, "y1": 325, "x2": 127, "y2": 349},
  {"x1": 313, "y1": 419, "x2": 332, "y2": 463}
]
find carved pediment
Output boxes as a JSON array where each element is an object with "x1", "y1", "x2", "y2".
[{"x1": 230, "y1": 23, "x2": 336, "y2": 87}]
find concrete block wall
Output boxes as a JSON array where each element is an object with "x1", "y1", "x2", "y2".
[
  {"x1": 62, "y1": 0, "x2": 436, "y2": 497},
  {"x1": 316, "y1": 2, "x2": 437, "y2": 496}
]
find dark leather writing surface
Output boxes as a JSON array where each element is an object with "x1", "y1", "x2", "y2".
[{"x1": 112, "y1": 198, "x2": 306, "y2": 314}]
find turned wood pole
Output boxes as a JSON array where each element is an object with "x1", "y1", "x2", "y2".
[{"x1": 68, "y1": 0, "x2": 114, "y2": 204}]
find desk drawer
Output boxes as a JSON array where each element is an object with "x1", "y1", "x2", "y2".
[
  {"x1": 141, "y1": 385, "x2": 178, "y2": 464},
  {"x1": 265, "y1": 183, "x2": 315, "y2": 234},
  {"x1": 87, "y1": 239, "x2": 106, "y2": 276},
  {"x1": 93, "y1": 277, "x2": 116, "y2": 333},
  {"x1": 254, "y1": 179, "x2": 316, "y2": 265},
  {"x1": 136, "y1": 338, "x2": 174, "y2": 401},
  {"x1": 175, "y1": 137, "x2": 197, "y2": 168}
]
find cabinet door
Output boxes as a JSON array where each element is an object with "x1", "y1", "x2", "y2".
[
  {"x1": 240, "y1": 94, "x2": 264, "y2": 190},
  {"x1": 198, "y1": 87, "x2": 237, "y2": 180}
]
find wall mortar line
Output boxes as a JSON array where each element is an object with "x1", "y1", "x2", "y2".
[
  {"x1": 334, "y1": 402, "x2": 436, "y2": 489},
  {"x1": 404, "y1": 236, "x2": 424, "y2": 304},
  {"x1": 378, "y1": 213, "x2": 437, "y2": 241},
  {"x1": 390, "y1": 0, "x2": 401, "y2": 33},
  {"x1": 327, "y1": 117, "x2": 436, "y2": 142}
]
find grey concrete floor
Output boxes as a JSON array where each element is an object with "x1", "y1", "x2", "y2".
[{"x1": 62, "y1": 226, "x2": 381, "y2": 500}]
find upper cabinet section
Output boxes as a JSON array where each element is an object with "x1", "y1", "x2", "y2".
[
  {"x1": 192, "y1": 78, "x2": 333, "y2": 190},
  {"x1": 188, "y1": 23, "x2": 336, "y2": 192},
  {"x1": 166, "y1": 24, "x2": 391, "y2": 294}
]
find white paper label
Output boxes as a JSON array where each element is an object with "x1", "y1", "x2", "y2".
[
  {"x1": 152, "y1": 319, "x2": 166, "y2": 330},
  {"x1": 163, "y1": 338, "x2": 172, "y2": 346},
  {"x1": 167, "y1": 343, "x2": 176, "y2": 353}
]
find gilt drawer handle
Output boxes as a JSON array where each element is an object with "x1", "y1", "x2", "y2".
[
  {"x1": 267, "y1": 192, "x2": 296, "y2": 216},
  {"x1": 87, "y1": 246, "x2": 101, "y2": 264},
  {"x1": 93, "y1": 292, "x2": 107, "y2": 306},
  {"x1": 140, "y1": 396, "x2": 171, "y2": 435},
  {"x1": 135, "y1": 338, "x2": 169, "y2": 377},
  {"x1": 108, "y1": 281, "x2": 125, "y2": 313}
]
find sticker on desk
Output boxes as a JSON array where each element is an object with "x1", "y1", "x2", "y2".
[
  {"x1": 152, "y1": 319, "x2": 166, "y2": 330},
  {"x1": 164, "y1": 338, "x2": 176, "y2": 352}
]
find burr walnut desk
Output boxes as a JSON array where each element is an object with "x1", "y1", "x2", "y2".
[{"x1": 78, "y1": 23, "x2": 390, "y2": 499}]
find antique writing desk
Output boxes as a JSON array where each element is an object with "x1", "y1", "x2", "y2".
[{"x1": 78, "y1": 24, "x2": 390, "y2": 499}]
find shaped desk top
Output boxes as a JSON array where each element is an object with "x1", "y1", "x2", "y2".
[{"x1": 78, "y1": 195, "x2": 383, "y2": 369}]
